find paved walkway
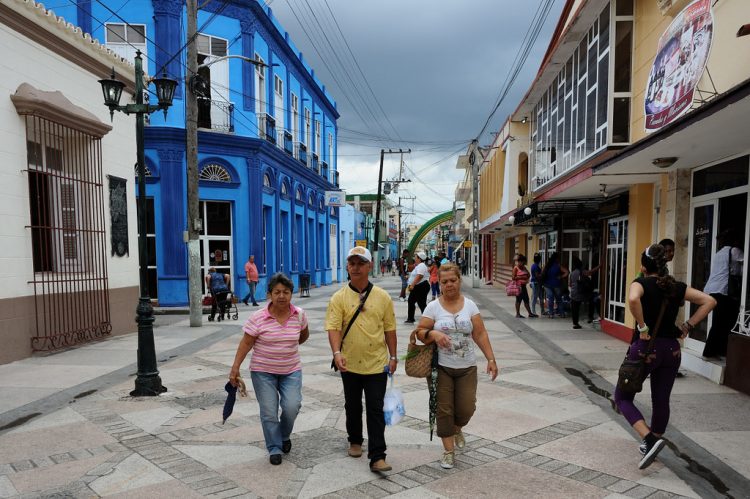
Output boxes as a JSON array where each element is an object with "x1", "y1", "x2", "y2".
[{"x1": 0, "y1": 277, "x2": 748, "y2": 498}]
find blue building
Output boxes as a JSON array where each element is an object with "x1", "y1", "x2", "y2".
[{"x1": 65, "y1": 0, "x2": 340, "y2": 305}]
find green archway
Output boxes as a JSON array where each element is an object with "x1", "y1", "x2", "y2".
[{"x1": 406, "y1": 211, "x2": 454, "y2": 254}]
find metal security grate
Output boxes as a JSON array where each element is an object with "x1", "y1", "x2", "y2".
[{"x1": 24, "y1": 115, "x2": 111, "y2": 351}]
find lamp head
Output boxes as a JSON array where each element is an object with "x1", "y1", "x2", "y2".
[
  {"x1": 508, "y1": 215, "x2": 515, "y2": 224},
  {"x1": 651, "y1": 157, "x2": 678, "y2": 169},
  {"x1": 152, "y1": 72, "x2": 177, "y2": 118},
  {"x1": 98, "y1": 67, "x2": 125, "y2": 120},
  {"x1": 524, "y1": 206, "x2": 532, "y2": 216}
]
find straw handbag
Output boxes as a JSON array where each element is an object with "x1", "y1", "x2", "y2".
[{"x1": 405, "y1": 328, "x2": 436, "y2": 378}]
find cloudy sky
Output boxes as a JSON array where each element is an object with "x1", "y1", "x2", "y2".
[{"x1": 267, "y1": 0, "x2": 565, "y2": 224}]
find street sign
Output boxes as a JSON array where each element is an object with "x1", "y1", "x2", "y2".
[
  {"x1": 463, "y1": 240, "x2": 473, "y2": 248},
  {"x1": 325, "y1": 190, "x2": 345, "y2": 206},
  {"x1": 355, "y1": 240, "x2": 367, "y2": 247}
]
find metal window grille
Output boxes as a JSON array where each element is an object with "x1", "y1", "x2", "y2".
[{"x1": 24, "y1": 115, "x2": 111, "y2": 351}]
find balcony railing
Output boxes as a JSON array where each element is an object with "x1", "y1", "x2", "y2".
[
  {"x1": 197, "y1": 97, "x2": 234, "y2": 133},
  {"x1": 295, "y1": 142, "x2": 307, "y2": 165},
  {"x1": 283, "y1": 131, "x2": 293, "y2": 155},
  {"x1": 333, "y1": 170, "x2": 339, "y2": 187},
  {"x1": 258, "y1": 113, "x2": 276, "y2": 144},
  {"x1": 320, "y1": 160, "x2": 329, "y2": 182},
  {"x1": 311, "y1": 153, "x2": 319, "y2": 174}
]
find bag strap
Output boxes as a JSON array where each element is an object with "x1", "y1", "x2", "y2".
[
  {"x1": 644, "y1": 298, "x2": 668, "y2": 352},
  {"x1": 339, "y1": 282, "x2": 374, "y2": 349}
]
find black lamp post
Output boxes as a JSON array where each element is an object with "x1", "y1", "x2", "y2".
[{"x1": 99, "y1": 51, "x2": 176, "y2": 396}]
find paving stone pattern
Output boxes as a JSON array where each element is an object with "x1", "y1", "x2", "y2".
[{"x1": 0, "y1": 278, "x2": 701, "y2": 498}]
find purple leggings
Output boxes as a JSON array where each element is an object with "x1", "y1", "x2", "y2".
[{"x1": 614, "y1": 337, "x2": 681, "y2": 435}]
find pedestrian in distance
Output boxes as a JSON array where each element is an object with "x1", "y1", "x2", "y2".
[
  {"x1": 512, "y1": 254, "x2": 537, "y2": 318},
  {"x1": 380, "y1": 256, "x2": 386, "y2": 275},
  {"x1": 405, "y1": 251, "x2": 431, "y2": 323},
  {"x1": 325, "y1": 246, "x2": 398, "y2": 473},
  {"x1": 414, "y1": 262, "x2": 498, "y2": 470},
  {"x1": 569, "y1": 257, "x2": 601, "y2": 329},
  {"x1": 243, "y1": 255, "x2": 259, "y2": 306},
  {"x1": 428, "y1": 258, "x2": 440, "y2": 301},
  {"x1": 614, "y1": 244, "x2": 715, "y2": 470},
  {"x1": 530, "y1": 253, "x2": 545, "y2": 316},
  {"x1": 541, "y1": 252, "x2": 568, "y2": 318},
  {"x1": 702, "y1": 228, "x2": 744, "y2": 359},
  {"x1": 228, "y1": 273, "x2": 309, "y2": 465},
  {"x1": 206, "y1": 267, "x2": 231, "y2": 321},
  {"x1": 398, "y1": 249, "x2": 411, "y2": 302}
]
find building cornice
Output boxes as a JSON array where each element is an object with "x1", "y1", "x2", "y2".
[{"x1": 1, "y1": 0, "x2": 137, "y2": 90}]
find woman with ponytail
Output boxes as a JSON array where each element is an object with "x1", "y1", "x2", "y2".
[{"x1": 615, "y1": 244, "x2": 716, "y2": 470}]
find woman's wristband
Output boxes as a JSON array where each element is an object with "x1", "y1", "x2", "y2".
[{"x1": 333, "y1": 351, "x2": 341, "y2": 356}]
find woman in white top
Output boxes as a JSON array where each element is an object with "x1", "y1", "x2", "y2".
[
  {"x1": 415, "y1": 263, "x2": 498, "y2": 470},
  {"x1": 703, "y1": 228, "x2": 744, "y2": 358},
  {"x1": 405, "y1": 251, "x2": 431, "y2": 323}
]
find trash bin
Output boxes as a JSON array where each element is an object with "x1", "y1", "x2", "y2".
[{"x1": 299, "y1": 273, "x2": 311, "y2": 297}]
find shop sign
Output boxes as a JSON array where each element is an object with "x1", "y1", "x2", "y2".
[
  {"x1": 644, "y1": 0, "x2": 713, "y2": 132},
  {"x1": 463, "y1": 240, "x2": 473, "y2": 248},
  {"x1": 325, "y1": 190, "x2": 345, "y2": 207},
  {"x1": 355, "y1": 239, "x2": 367, "y2": 248}
]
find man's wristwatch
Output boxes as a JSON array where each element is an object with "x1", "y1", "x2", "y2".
[{"x1": 390, "y1": 356, "x2": 398, "y2": 361}]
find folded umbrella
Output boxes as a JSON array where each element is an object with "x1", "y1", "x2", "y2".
[{"x1": 222, "y1": 376, "x2": 248, "y2": 424}]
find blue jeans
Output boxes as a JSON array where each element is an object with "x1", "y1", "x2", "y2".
[
  {"x1": 243, "y1": 281, "x2": 258, "y2": 305},
  {"x1": 530, "y1": 282, "x2": 545, "y2": 314},
  {"x1": 251, "y1": 370, "x2": 302, "y2": 455},
  {"x1": 545, "y1": 286, "x2": 563, "y2": 316}
]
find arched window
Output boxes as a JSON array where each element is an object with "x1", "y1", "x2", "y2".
[
  {"x1": 134, "y1": 163, "x2": 152, "y2": 177},
  {"x1": 319, "y1": 199, "x2": 324, "y2": 211},
  {"x1": 263, "y1": 173, "x2": 272, "y2": 188},
  {"x1": 308, "y1": 193, "x2": 315, "y2": 206},
  {"x1": 296, "y1": 187, "x2": 303, "y2": 201},
  {"x1": 199, "y1": 163, "x2": 231, "y2": 182},
  {"x1": 281, "y1": 182, "x2": 289, "y2": 197}
]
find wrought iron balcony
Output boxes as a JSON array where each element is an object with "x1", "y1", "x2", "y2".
[
  {"x1": 311, "y1": 153, "x2": 319, "y2": 174},
  {"x1": 333, "y1": 170, "x2": 339, "y2": 187},
  {"x1": 296, "y1": 142, "x2": 307, "y2": 165},
  {"x1": 258, "y1": 113, "x2": 276, "y2": 144},
  {"x1": 197, "y1": 97, "x2": 234, "y2": 133},
  {"x1": 283, "y1": 130, "x2": 293, "y2": 155},
  {"x1": 320, "y1": 160, "x2": 329, "y2": 182}
]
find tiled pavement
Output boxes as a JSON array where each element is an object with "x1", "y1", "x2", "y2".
[{"x1": 0, "y1": 276, "x2": 747, "y2": 497}]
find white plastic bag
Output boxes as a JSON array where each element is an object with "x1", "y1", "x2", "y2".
[{"x1": 383, "y1": 375, "x2": 405, "y2": 426}]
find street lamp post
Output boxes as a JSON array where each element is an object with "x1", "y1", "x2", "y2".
[{"x1": 99, "y1": 51, "x2": 176, "y2": 396}]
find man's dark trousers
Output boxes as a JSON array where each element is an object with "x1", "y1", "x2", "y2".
[{"x1": 341, "y1": 371, "x2": 387, "y2": 463}]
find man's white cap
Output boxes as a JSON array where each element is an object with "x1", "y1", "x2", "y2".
[
  {"x1": 416, "y1": 251, "x2": 427, "y2": 261},
  {"x1": 347, "y1": 246, "x2": 372, "y2": 262}
]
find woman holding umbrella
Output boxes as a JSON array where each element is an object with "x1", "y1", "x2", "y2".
[{"x1": 229, "y1": 273, "x2": 309, "y2": 465}]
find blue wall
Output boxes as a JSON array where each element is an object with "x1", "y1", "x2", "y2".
[{"x1": 76, "y1": 0, "x2": 341, "y2": 306}]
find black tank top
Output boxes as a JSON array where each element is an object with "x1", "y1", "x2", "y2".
[{"x1": 634, "y1": 277, "x2": 687, "y2": 340}]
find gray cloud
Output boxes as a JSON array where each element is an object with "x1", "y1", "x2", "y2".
[{"x1": 268, "y1": 0, "x2": 564, "y2": 222}]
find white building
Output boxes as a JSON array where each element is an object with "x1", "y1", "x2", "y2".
[{"x1": 1, "y1": 0, "x2": 140, "y2": 362}]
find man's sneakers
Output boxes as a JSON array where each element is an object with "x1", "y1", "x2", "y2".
[
  {"x1": 440, "y1": 451, "x2": 455, "y2": 469},
  {"x1": 370, "y1": 459, "x2": 392, "y2": 472},
  {"x1": 348, "y1": 443, "x2": 362, "y2": 458},
  {"x1": 269, "y1": 454, "x2": 282, "y2": 465},
  {"x1": 282, "y1": 439, "x2": 292, "y2": 454},
  {"x1": 638, "y1": 434, "x2": 665, "y2": 470},
  {"x1": 404, "y1": 319, "x2": 415, "y2": 324}
]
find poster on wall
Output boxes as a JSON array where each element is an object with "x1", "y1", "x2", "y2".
[
  {"x1": 325, "y1": 190, "x2": 345, "y2": 207},
  {"x1": 644, "y1": 0, "x2": 713, "y2": 132},
  {"x1": 108, "y1": 176, "x2": 129, "y2": 257}
]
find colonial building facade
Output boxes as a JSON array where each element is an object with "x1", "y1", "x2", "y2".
[{"x1": 58, "y1": 0, "x2": 341, "y2": 304}]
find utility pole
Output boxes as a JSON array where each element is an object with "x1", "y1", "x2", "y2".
[
  {"x1": 186, "y1": 0, "x2": 202, "y2": 326},
  {"x1": 470, "y1": 140, "x2": 481, "y2": 288},
  {"x1": 374, "y1": 148, "x2": 410, "y2": 276}
]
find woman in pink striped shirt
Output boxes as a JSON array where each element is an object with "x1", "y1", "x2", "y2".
[{"x1": 229, "y1": 273, "x2": 309, "y2": 465}]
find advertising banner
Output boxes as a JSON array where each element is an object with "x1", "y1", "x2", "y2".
[
  {"x1": 325, "y1": 190, "x2": 345, "y2": 207},
  {"x1": 644, "y1": 0, "x2": 713, "y2": 132}
]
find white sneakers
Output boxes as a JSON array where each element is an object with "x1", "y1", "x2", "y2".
[{"x1": 440, "y1": 451, "x2": 455, "y2": 469}]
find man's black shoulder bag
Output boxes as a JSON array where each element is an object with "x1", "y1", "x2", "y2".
[{"x1": 331, "y1": 283, "x2": 374, "y2": 371}]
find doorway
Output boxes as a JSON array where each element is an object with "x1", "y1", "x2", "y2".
[{"x1": 199, "y1": 201, "x2": 233, "y2": 293}]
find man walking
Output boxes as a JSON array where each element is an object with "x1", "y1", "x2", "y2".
[
  {"x1": 397, "y1": 249, "x2": 410, "y2": 302},
  {"x1": 326, "y1": 246, "x2": 397, "y2": 473},
  {"x1": 243, "y1": 255, "x2": 259, "y2": 306}
]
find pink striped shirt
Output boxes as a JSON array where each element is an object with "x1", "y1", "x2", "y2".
[{"x1": 243, "y1": 303, "x2": 307, "y2": 375}]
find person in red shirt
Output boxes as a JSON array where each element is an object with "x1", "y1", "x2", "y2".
[{"x1": 243, "y1": 255, "x2": 260, "y2": 306}]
